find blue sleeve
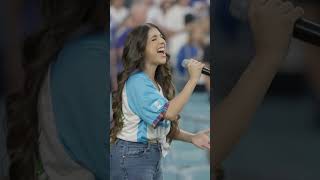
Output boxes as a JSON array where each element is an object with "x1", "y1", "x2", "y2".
[
  {"x1": 126, "y1": 74, "x2": 169, "y2": 128},
  {"x1": 50, "y1": 32, "x2": 108, "y2": 180}
]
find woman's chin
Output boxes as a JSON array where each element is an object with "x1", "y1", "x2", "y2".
[{"x1": 157, "y1": 58, "x2": 167, "y2": 65}]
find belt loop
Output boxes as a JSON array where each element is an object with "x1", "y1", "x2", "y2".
[
  {"x1": 115, "y1": 138, "x2": 120, "y2": 145},
  {"x1": 147, "y1": 141, "x2": 151, "y2": 150}
]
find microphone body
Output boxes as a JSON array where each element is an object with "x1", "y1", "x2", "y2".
[
  {"x1": 229, "y1": 0, "x2": 320, "y2": 47},
  {"x1": 181, "y1": 59, "x2": 210, "y2": 76},
  {"x1": 294, "y1": 18, "x2": 320, "y2": 47}
]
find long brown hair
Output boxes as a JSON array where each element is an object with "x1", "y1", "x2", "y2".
[
  {"x1": 110, "y1": 23, "x2": 179, "y2": 143},
  {"x1": 6, "y1": 0, "x2": 107, "y2": 179}
]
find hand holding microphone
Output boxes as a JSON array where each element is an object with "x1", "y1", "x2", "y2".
[
  {"x1": 231, "y1": 0, "x2": 320, "y2": 47},
  {"x1": 182, "y1": 59, "x2": 206, "y2": 81},
  {"x1": 182, "y1": 59, "x2": 210, "y2": 80},
  {"x1": 248, "y1": 0, "x2": 304, "y2": 61}
]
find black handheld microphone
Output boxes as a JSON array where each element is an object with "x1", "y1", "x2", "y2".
[
  {"x1": 181, "y1": 59, "x2": 210, "y2": 76},
  {"x1": 230, "y1": 0, "x2": 320, "y2": 47}
]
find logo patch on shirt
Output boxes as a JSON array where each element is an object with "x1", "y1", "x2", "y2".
[{"x1": 151, "y1": 100, "x2": 163, "y2": 111}]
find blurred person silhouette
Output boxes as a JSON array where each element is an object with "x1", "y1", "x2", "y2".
[
  {"x1": 1, "y1": 0, "x2": 25, "y2": 179},
  {"x1": 6, "y1": 0, "x2": 108, "y2": 180},
  {"x1": 166, "y1": 0, "x2": 204, "y2": 64},
  {"x1": 110, "y1": 0, "x2": 129, "y2": 28},
  {"x1": 165, "y1": 0, "x2": 192, "y2": 32},
  {"x1": 111, "y1": 1, "x2": 148, "y2": 91},
  {"x1": 147, "y1": 0, "x2": 190, "y2": 38},
  {"x1": 176, "y1": 22, "x2": 206, "y2": 76},
  {"x1": 0, "y1": 13, "x2": 7, "y2": 179}
]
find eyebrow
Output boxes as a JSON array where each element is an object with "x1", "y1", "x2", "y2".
[{"x1": 151, "y1": 34, "x2": 164, "y2": 39}]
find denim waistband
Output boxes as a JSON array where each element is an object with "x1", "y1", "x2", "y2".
[{"x1": 115, "y1": 138, "x2": 161, "y2": 149}]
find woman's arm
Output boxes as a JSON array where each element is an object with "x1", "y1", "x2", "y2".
[
  {"x1": 213, "y1": 55, "x2": 283, "y2": 164},
  {"x1": 213, "y1": 0, "x2": 304, "y2": 165},
  {"x1": 165, "y1": 60, "x2": 205, "y2": 120},
  {"x1": 174, "y1": 129, "x2": 210, "y2": 150},
  {"x1": 173, "y1": 129, "x2": 194, "y2": 143},
  {"x1": 165, "y1": 79, "x2": 197, "y2": 120}
]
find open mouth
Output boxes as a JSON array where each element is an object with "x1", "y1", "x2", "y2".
[{"x1": 157, "y1": 47, "x2": 166, "y2": 57}]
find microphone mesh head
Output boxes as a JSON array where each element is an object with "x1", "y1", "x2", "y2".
[
  {"x1": 181, "y1": 59, "x2": 190, "y2": 68},
  {"x1": 229, "y1": 0, "x2": 249, "y2": 21}
]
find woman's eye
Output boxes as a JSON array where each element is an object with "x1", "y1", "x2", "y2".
[{"x1": 152, "y1": 39, "x2": 156, "y2": 41}]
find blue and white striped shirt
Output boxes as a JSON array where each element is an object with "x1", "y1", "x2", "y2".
[{"x1": 117, "y1": 71, "x2": 171, "y2": 156}]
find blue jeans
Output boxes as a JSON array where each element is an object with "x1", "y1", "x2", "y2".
[{"x1": 110, "y1": 139, "x2": 162, "y2": 180}]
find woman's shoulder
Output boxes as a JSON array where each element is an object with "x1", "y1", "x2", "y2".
[
  {"x1": 128, "y1": 71, "x2": 145, "y2": 80},
  {"x1": 126, "y1": 72, "x2": 151, "y2": 86},
  {"x1": 126, "y1": 72, "x2": 158, "y2": 93}
]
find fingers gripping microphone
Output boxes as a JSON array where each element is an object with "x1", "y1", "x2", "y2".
[
  {"x1": 230, "y1": 0, "x2": 320, "y2": 47},
  {"x1": 181, "y1": 59, "x2": 210, "y2": 76}
]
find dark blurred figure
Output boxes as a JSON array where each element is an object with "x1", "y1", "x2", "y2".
[
  {"x1": 6, "y1": 1, "x2": 107, "y2": 180},
  {"x1": 298, "y1": 1, "x2": 320, "y2": 128},
  {"x1": 0, "y1": 0, "x2": 23, "y2": 179},
  {"x1": 0, "y1": 10, "x2": 8, "y2": 179}
]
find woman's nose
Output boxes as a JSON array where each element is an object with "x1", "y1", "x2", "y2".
[{"x1": 159, "y1": 39, "x2": 166, "y2": 46}]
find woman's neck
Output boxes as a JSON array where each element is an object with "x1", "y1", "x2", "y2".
[
  {"x1": 143, "y1": 64, "x2": 157, "y2": 82},
  {"x1": 143, "y1": 69, "x2": 156, "y2": 82}
]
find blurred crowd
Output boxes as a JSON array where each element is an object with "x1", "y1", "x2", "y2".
[{"x1": 110, "y1": 0, "x2": 210, "y2": 92}]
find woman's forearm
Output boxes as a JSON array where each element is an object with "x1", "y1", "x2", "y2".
[
  {"x1": 213, "y1": 0, "x2": 304, "y2": 166},
  {"x1": 165, "y1": 79, "x2": 197, "y2": 120},
  {"x1": 213, "y1": 55, "x2": 282, "y2": 164},
  {"x1": 173, "y1": 129, "x2": 194, "y2": 143}
]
